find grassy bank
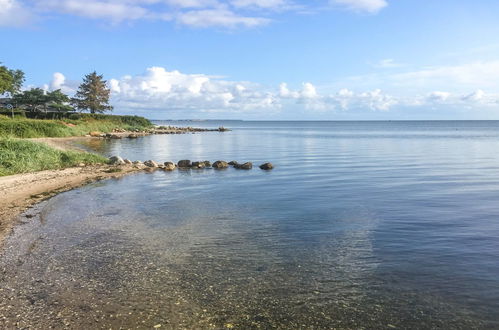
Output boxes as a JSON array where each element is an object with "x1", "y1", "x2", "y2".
[
  {"x1": 0, "y1": 114, "x2": 153, "y2": 138},
  {"x1": 0, "y1": 138, "x2": 108, "y2": 176}
]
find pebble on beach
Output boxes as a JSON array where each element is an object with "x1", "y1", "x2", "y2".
[{"x1": 108, "y1": 156, "x2": 125, "y2": 165}]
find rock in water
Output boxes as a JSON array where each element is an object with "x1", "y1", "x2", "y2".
[
  {"x1": 191, "y1": 161, "x2": 206, "y2": 169},
  {"x1": 259, "y1": 162, "x2": 274, "y2": 170},
  {"x1": 235, "y1": 162, "x2": 252, "y2": 170},
  {"x1": 128, "y1": 133, "x2": 138, "y2": 139},
  {"x1": 212, "y1": 161, "x2": 229, "y2": 169},
  {"x1": 164, "y1": 162, "x2": 176, "y2": 171},
  {"x1": 177, "y1": 160, "x2": 191, "y2": 168},
  {"x1": 124, "y1": 159, "x2": 133, "y2": 165},
  {"x1": 203, "y1": 161, "x2": 212, "y2": 168},
  {"x1": 108, "y1": 156, "x2": 125, "y2": 165},
  {"x1": 144, "y1": 160, "x2": 159, "y2": 168},
  {"x1": 228, "y1": 161, "x2": 238, "y2": 166}
]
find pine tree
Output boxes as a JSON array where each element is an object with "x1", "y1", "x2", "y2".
[{"x1": 72, "y1": 71, "x2": 113, "y2": 113}]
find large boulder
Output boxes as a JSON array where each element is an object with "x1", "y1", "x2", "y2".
[
  {"x1": 228, "y1": 161, "x2": 238, "y2": 166},
  {"x1": 144, "y1": 160, "x2": 159, "y2": 168},
  {"x1": 259, "y1": 163, "x2": 274, "y2": 170},
  {"x1": 108, "y1": 156, "x2": 125, "y2": 165},
  {"x1": 191, "y1": 161, "x2": 206, "y2": 169},
  {"x1": 212, "y1": 161, "x2": 229, "y2": 169},
  {"x1": 164, "y1": 162, "x2": 176, "y2": 171},
  {"x1": 203, "y1": 161, "x2": 212, "y2": 168},
  {"x1": 177, "y1": 160, "x2": 191, "y2": 168},
  {"x1": 235, "y1": 162, "x2": 252, "y2": 170}
]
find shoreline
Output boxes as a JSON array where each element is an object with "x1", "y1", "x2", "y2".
[
  {"x1": 0, "y1": 126, "x2": 232, "y2": 246},
  {"x1": 0, "y1": 163, "x2": 144, "y2": 246}
]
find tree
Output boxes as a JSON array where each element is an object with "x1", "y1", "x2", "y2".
[
  {"x1": 0, "y1": 63, "x2": 25, "y2": 96},
  {"x1": 13, "y1": 88, "x2": 73, "y2": 112},
  {"x1": 47, "y1": 89, "x2": 73, "y2": 112},
  {"x1": 12, "y1": 88, "x2": 48, "y2": 112},
  {"x1": 0, "y1": 66, "x2": 13, "y2": 95},
  {"x1": 71, "y1": 71, "x2": 113, "y2": 113},
  {"x1": 9, "y1": 69, "x2": 25, "y2": 95}
]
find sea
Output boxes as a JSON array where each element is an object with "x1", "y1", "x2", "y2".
[{"x1": 1, "y1": 120, "x2": 499, "y2": 329}]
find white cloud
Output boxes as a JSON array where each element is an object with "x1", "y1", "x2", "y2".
[
  {"x1": 106, "y1": 66, "x2": 280, "y2": 113},
  {"x1": 49, "y1": 72, "x2": 66, "y2": 91},
  {"x1": 0, "y1": 0, "x2": 33, "y2": 26},
  {"x1": 230, "y1": 0, "x2": 288, "y2": 9},
  {"x1": 427, "y1": 91, "x2": 451, "y2": 103},
  {"x1": 177, "y1": 8, "x2": 269, "y2": 28},
  {"x1": 1, "y1": 0, "x2": 389, "y2": 28},
  {"x1": 36, "y1": 0, "x2": 151, "y2": 22},
  {"x1": 462, "y1": 89, "x2": 485, "y2": 102},
  {"x1": 331, "y1": 0, "x2": 388, "y2": 13}
]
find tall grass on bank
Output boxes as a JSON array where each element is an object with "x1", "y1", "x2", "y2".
[
  {"x1": 0, "y1": 138, "x2": 108, "y2": 176},
  {"x1": 0, "y1": 114, "x2": 153, "y2": 138}
]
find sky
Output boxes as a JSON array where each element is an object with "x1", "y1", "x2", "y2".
[{"x1": 2, "y1": 0, "x2": 499, "y2": 120}]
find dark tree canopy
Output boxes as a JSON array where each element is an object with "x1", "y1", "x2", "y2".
[
  {"x1": 71, "y1": 71, "x2": 113, "y2": 114},
  {"x1": 12, "y1": 88, "x2": 47, "y2": 112},
  {"x1": 0, "y1": 63, "x2": 25, "y2": 96},
  {"x1": 13, "y1": 88, "x2": 72, "y2": 112}
]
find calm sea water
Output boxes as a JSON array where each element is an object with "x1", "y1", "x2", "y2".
[{"x1": 2, "y1": 121, "x2": 499, "y2": 329}]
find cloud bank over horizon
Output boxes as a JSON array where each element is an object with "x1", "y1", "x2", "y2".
[{"x1": 40, "y1": 64, "x2": 499, "y2": 118}]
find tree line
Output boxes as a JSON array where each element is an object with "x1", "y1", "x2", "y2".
[{"x1": 0, "y1": 63, "x2": 113, "y2": 114}]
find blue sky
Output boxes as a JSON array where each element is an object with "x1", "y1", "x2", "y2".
[{"x1": 2, "y1": 0, "x2": 499, "y2": 119}]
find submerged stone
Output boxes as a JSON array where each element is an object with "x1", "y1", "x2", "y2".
[
  {"x1": 144, "y1": 160, "x2": 159, "y2": 168},
  {"x1": 212, "y1": 161, "x2": 229, "y2": 169},
  {"x1": 164, "y1": 162, "x2": 176, "y2": 171},
  {"x1": 259, "y1": 163, "x2": 274, "y2": 170},
  {"x1": 177, "y1": 160, "x2": 191, "y2": 168},
  {"x1": 235, "y1": 162, "x2": 252, "y2": 170},
  {"x1": 191, "y1": 161, "x2": 206, "y2": 169}
]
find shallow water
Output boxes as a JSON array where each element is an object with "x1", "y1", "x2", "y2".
[{"x1": 2, "y1": 121, "x2": 499, "y2": 329}]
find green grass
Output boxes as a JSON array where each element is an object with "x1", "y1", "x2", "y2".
[
  {"x1": 0, "y1": 138, "x2": 108, "y2": 176},
  {"x1": 0, "y1": 114, "x2": 153, "y2": 138}
]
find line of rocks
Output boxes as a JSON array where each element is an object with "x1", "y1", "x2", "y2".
[
  {"x1": 109, "y1": 156, "x2": 273, "y2": 171},
  {"x1": 88, "y1": 126, "x2": 230, "y2": 140}
]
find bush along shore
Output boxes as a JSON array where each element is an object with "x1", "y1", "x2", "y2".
[
  {"x1": 0, "y1": 138, "x2": 108, "y2": 176},
  {"x1": 0, "y1": 113, "x2": 154, "y2": 138},
  {"x1": 108, "y1": 156, "x2": 273, "y2": 171}
]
